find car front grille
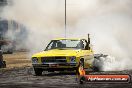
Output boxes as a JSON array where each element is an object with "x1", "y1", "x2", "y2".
[{"x1": 41, "y1": 57, "x2": 67, "y2": 63}]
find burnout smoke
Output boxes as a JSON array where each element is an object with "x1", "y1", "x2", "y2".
[{"x1": 1, "y1": 0, "x2": 132, "y2": 71}]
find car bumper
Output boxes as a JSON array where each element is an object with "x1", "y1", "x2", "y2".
[{"x1": 32, "y1": 62, "x2": 78, "y2": 71}]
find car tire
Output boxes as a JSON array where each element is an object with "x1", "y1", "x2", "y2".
[
  {"x1": 93, "y1": 55, "x2": 105, "y2": 71},
  {"x1": 34, "y1": 68, "x2": 43, "y2": 76}
]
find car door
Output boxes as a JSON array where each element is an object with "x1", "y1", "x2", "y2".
[{"x1": 81, "y1": 39, "x2": 94, "y2": 69}]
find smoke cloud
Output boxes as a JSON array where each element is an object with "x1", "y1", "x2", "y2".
[
  {"x1": 1, "y1": 0, "x2": 132, "y2": 71},
  {"x1": 1, "y1": 0, "x2": 65, "y2": 53}
]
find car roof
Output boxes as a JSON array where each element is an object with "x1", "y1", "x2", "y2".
[{"x1": 53, "y1": 38, "x2": 86, "y2": 40}]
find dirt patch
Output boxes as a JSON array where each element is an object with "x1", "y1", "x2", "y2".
[{"x1": 3, "y1": 52, "x2": 31, "y2": 68}]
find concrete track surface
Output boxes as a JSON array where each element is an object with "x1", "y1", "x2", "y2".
[{"x1": 0, "y1": 52, "x2": 132, "y2": 88}]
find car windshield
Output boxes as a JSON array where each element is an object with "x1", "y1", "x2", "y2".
[{"x1": 45, "y1": 39, "x2": 84, "y2": 50}]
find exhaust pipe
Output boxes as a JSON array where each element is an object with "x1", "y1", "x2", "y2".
[{"x1": 88, "y1": 34, "x2": 90, "y2": 50}]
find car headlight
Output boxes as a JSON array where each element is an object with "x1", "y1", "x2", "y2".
[
  {"x1": 70, "y1": 56, "x2": 76, "y2": 62},
  {"x1": 32, "y1": 57, "x2": 38, "y2": 63}
]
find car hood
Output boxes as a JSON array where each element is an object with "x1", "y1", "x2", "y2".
[{"x1": 32, "y1": 49, "x2": 81, "y2": 57}]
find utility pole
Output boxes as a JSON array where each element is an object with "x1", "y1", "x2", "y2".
[{"x1": 65, "y1": 0, "x2": 66, "y2": 38}]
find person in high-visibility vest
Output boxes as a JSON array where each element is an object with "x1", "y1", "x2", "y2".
[{"x1": 78, "y1": 66, "x2": 86, "y2": 76}]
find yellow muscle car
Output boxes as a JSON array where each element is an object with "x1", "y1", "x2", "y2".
[{"x1": 32, "y1": 35, "x2": 94, "y2": 76}]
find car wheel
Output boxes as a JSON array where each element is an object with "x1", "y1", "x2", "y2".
[
  {"x1": 34, "y1": 68, "x2": 43, "y2": 76},
  {"x1": 93, "y1": 54, "x2": 106, "y2": 71}
]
